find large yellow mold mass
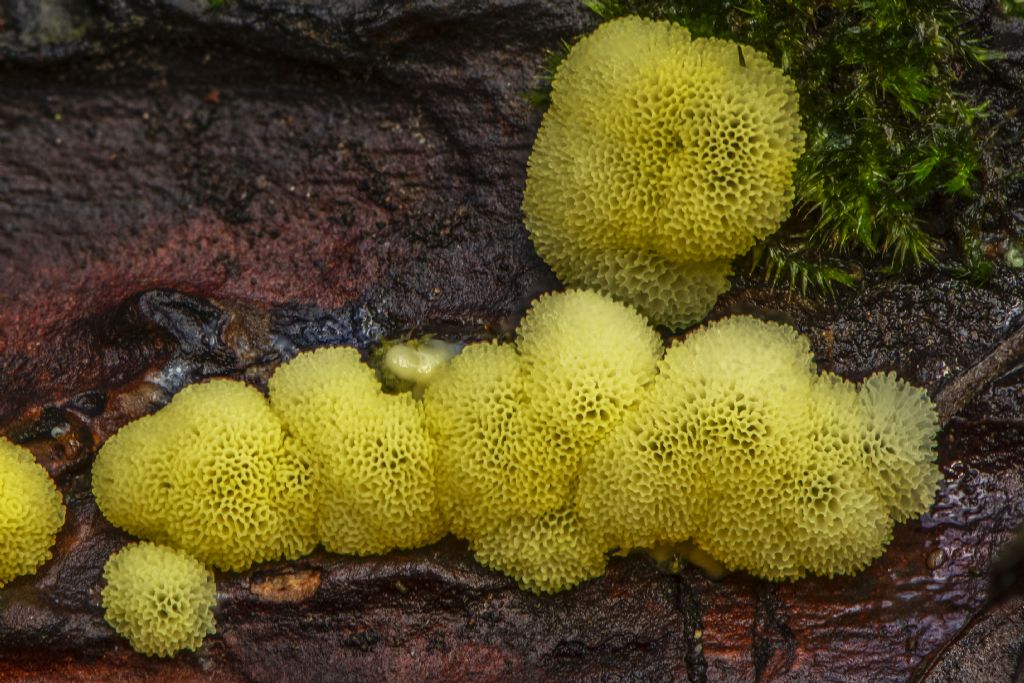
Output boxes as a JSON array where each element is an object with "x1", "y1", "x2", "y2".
[
  {"x1": 269, "y1": 347, "x2": 446, "y2": 555},
  {"x1": 87, "y1": 289, "x2": 941, "y2": 593},
  {"x1": 523, "y1": 16, "x2": 804, "y2": 327},
  {"x1": 424, "y1": 289, "x2": 662, "y2": 590},
  {"x1": 0, "y1": 438, "x2": 65, "y2": 587},
  {"x1": 577, "y1": 316, "x2": 940, "y2": 581},
  {"x1": 92, "y1": 380, "x2": 318, "y2": 572},
  {"x1": 101, "y1": 542, "x2": 216, "y2": 657}
]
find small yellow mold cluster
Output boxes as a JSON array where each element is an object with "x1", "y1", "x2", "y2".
[
  {"x1": 0, "y1": 438, "x2": 65, "y2": 587},
  {"x1": 424, "y1": 289, "x2": 661, "y2": 592},
  {"x1": 95, "y1": 347, "x2": 445, "y2": 573},
  {"x1": 269, "y1": 346, "x2": 446, "y2": 556},
  {"x1": 523, "y1": 16, "x2": 805, "y2": 328},
  {"x1": 92, "y1": 380, "x2": 317, "y2": 572},
  {"x1": 101, "y1": 542, "x2": 216, "y2": 657}
]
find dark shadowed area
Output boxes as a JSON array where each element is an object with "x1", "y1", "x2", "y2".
[{"x1": 1, "y1": 1, "x2": 1023, "y2": 681}]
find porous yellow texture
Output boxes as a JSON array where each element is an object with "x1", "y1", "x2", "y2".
[
  {"x1": 578, "y1": 316, "x2": 816, "y2": 552},
  {"x1": 781, "y1": 375, "x2": 895, "y2": 578},
  {"x1": 91, "y1": 412, "x2": 178, "y2": 544},
  {"x1": 516, "y1": 290, "x2": 663, "y2": 499},
  {"x1": 576, "y1": 316, "x2": 941, "y2": 581},
  {"x1": 523, "y1": 16, "x2": 804, "y2": 327},
  {"x1": 547, "y1": 243, "x2": 735, "y2": 331},
  {"x1": 470, "y1": 509, "x2": 607, "y2": 594},
  {"x1": 88, "y1": 289, "x2": 942, "y2": 593},
  {"x1": 424, "y1": 289, "x2": 662, "y2": 590},
  {"x1": 101, "y1": 542, "x2": 216, "y2": 657},
  {"x1": 92, "y1": 380, "x2": 318, "y2": 572},
  {"x1": 423, "y1": 342, "x2": 542, "y2": 538},
  {"x1": 269, "y1": 347, "x2": 446, "y2": 555},
  {"x1": 0, "y1": 438, "x2": 65, "y2": 587},
  {"x1": 858, "y1": 372, "x2": 943, "y2": 521}
]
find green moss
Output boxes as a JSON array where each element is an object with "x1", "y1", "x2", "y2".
[
  {"x1": 532, "y1": 0, "x2": 1001, "y2": 290},
  {"x1": 999, "y1": 0, "x2": 1024, "y2": 19}
]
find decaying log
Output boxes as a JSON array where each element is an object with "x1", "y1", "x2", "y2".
[{"x1": 2, "y1": 1, "x2": 1024, "y2": 680}]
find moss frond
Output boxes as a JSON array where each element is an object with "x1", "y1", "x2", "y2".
[
  {"x1": 746, "y1": 240, "x2": 858, "y2": 297},
  {"x1": 522, "y1": 42, "x2": 572, "y2": 107},
  {"x1": 952, "y1": 228, "x2": 995, "y2": 285},
  {"x1": 998, "y1": 0, "x2": 1024, "y2": 19}
]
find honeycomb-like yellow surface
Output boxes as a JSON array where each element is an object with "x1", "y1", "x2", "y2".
[
  {"x1": 272, "y1": 437, "x2": 321, "y2": 561},
  {"x1": 470, "y1": 509, "x2": 607, "y2": 594},
  {"x1": 577, "y1": 400, "x2": 705, "y2": 552},
  {"x1": 0, "y1": 438, "x2": 65, "y2": 587},
  {"x1": 577, "y1": 315, "x2": 940, "y2": 581},
  {"x1": 91, "y1": 412, "x2": 178, "y2": 544},
  {"x1": 425, "y1": 291, "x2": 662, "y2": 544},
  {"x1": 858, "y1": 372, "x2": 942, "y2": 521},
  {"x1": 780, "y1": 375, "x2": 896, "y2": 577},
  {"x1": 423, "y1": 342, "x2": 552, "y2": 538},
  {"x1": 88, "y1": 291, "x2": 943, "y2": 592},
  {"x1": 516, "y1": 290, "x2": 663, "y2": 498},
  {"x1": 540, "y1": 238, "x2": 734, "y2": 329},
  {"x1": 101, "y1": 542, "x2": 216, "y2": 657},
  {"x1": 692, "y1": 372, "x2": 894, "y2": 580},
  {"x1": 92, "y1": 380, "x2": 318, "y2": 572},
  {"x1": 267, "y1": 346, "x2": 381, "y2": 446},
  {"x1": 270, "y1": 347, "x2": 446, "y2": 555},
  {"x1": 523, "y1": 16, "x2": 804, "y2": 328}
]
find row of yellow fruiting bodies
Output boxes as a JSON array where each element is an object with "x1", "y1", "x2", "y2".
[{"x1": 80, "y1": 287, "x2": 938, "y2": 656}]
